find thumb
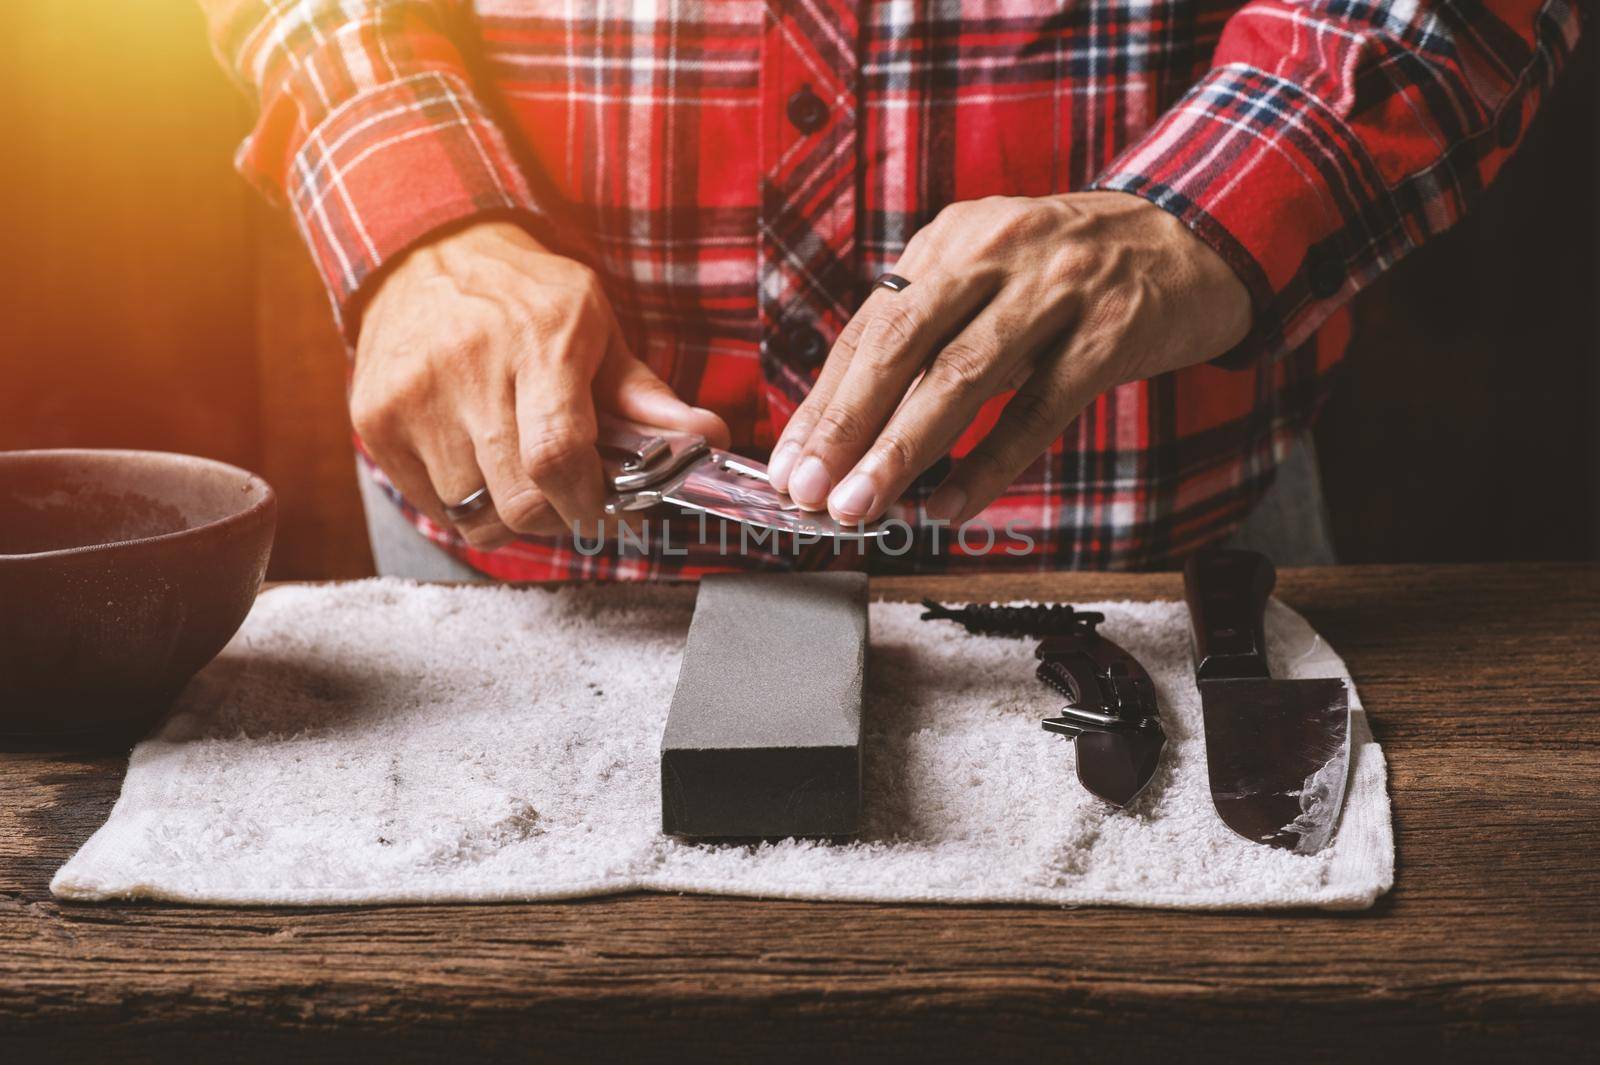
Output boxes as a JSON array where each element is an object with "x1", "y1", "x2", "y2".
[{"x1": 592, "y1": 339, "x2": 731, "y2": 448}]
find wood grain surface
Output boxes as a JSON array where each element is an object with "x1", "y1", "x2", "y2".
[{"x1": 3, "y1": 565, "x2": 1597, "y2": 1062}]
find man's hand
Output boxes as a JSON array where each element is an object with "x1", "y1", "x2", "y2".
[
  {"x1": 766, "y1": 192, "x2": 1252, "y2": 525},
  {"x1": 352, "y1": 220, "x2": 729, "y2": 549}
]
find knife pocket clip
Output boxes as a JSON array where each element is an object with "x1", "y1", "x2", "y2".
[
  {"x1": 597, "y1": 417, "x2": 711, "y2": 513},
  {"x1": 1036, "y1": 645, "x2": 1160, "y2": 737}
]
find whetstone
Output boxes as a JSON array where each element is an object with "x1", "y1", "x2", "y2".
[{"x1": 661, "y1": 571, "x2": 868, "y2": 839}]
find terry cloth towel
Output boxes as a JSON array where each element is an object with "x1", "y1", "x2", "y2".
[{"x1": 53, "y1": 580, "x2": 1394, "y2": 909}]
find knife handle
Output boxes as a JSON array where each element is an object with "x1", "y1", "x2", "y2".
[
  {"x1": 1184, "y1": 548, "x2": 1275, "y2": 681},
  {"x1": 1035, "y1": 649, "x2": 1106, "y2": 711},
  {"x1": 597, "y1": 414, "x2": 708, "y2": 493}
]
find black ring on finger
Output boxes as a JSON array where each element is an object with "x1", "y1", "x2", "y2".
[{"x1": 873, "y1": 272, "x2": 912, "y2": 293}]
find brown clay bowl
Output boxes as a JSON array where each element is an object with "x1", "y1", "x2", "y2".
[{"x1": 0, "y1": 450, "x2": 275, "y2": 740}]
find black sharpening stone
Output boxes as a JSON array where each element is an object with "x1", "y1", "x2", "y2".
[{"x1": 661, "y1": 571, "x2": 868, "y2": 839}]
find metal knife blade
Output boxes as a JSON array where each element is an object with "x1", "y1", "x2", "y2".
[
  {"x1": 1197, "y1": 676, "x2": 1350, "y2": 853},
  {"x1": 598, "y1": 416, "x2": 891, "y2": 539},
  {"x1": 1184, "y1": 549, "x2": 1352, "y2": 854},
  {"x1": 663, "y1": 451, "x2": 890, "y2": 540},
  {"x1": 1075, "y1": 729, "x2": 1167, "y2": 809}
]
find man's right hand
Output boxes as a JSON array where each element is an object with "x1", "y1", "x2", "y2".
[{"x1": 351, "y1": 220, "x2": 729, "y2": 550}]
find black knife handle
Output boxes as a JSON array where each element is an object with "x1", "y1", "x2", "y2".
[
  {"x1": 1035, "y1": 650, "x2": 1106, "y2": 711},
  {"x1": 1184, "y1": 548, "x2": 1275, "y2": 680}
]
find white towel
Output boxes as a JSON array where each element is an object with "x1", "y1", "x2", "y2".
[{"x1": 52, "y1": 579, "x2": 1393, "y2": 909}]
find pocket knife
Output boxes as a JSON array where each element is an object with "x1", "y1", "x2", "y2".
[
  {"x1": 1036, "y1": 617, "x2": 1167, "y2": 807},
  {"x1": 597, "y1": 416, "x2": 891, "y2": 539}
]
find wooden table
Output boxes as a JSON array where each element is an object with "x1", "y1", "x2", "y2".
[{"x1": 3, "y1": 564, "x2": 1597, "y2": 1062}]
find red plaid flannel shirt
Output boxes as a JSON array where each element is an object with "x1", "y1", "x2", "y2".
[{"x1": 203, "y1": 0, "x2": 1579, "y2": 577}]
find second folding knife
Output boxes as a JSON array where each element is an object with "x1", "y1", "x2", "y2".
[{"x1": 1036, "y1": 618, "x2": 1167, "y2": 807}]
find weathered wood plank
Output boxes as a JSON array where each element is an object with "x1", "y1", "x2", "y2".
[{"x1": 2, "y1": 564, "x2": 1596, "y2": 1062}]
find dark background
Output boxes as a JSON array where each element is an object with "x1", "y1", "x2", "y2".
[{"x1": 3, "y1": 1, "x2": 1595, "y2": 578}]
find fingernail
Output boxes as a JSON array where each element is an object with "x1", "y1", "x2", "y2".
[
  {"x1": 829, "y1": 473, "x2": 877, "y2": 521},
  {"x1": 926, "y1": 483, "x2": 967, "y2": 523},
  {"x1": 767, "y1": 441, "x2": 799, "y2": 491},
  {"x1": 789, "y1": 456, "x2": 832, "y2": 508}
]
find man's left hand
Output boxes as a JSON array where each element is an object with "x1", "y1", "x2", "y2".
[{"x1": 765, "y1": 191, "x2": 1253, "y2": 525}]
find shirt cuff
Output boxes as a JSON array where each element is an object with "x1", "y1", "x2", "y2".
[
  {"x1": 280, "y1": 70, "x2": 549, "y2": 343},
  {"x1": 1090, "y1": 64, "x2": 1402, "y2": 369}
]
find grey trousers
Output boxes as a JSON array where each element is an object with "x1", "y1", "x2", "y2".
[{"x1": 357, "y1": 439, "x2": 1337, "y2": 581}]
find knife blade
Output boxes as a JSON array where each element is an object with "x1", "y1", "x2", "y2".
[
  {"x1": 662, "y1": 452, "x2": 882, "y2": 539},
  {"x1": 1183, "y1": 549, "x2": 1351, "y2": 854},
  {"x1": 597, "y1": 416, "x2": 891, "y2": 539},
  {"x1": 1036, "y1": 627, "x2": 1167, "y2": 807}
]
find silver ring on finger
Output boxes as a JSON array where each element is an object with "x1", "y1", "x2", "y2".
[
  {"x1": 443, "y1": 486, "x2": 492, "y2": 523},
  {"x1": 873, "y1": 272, "x2": 911, "y2": 293}
]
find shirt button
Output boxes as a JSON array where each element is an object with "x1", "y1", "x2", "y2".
[
  {"x1": 782, "y1": 322, "x2": 829, "y2": 367},
  {"x1": 787, "y1": 86, "x2": 829, "y2": 134}
]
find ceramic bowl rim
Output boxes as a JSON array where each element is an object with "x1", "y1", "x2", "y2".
[{"x1": 0, "y1": 448, "x2": 276, "y2": 563}]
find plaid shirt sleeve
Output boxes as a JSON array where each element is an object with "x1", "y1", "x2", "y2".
[
  {"x1": 1091, "y1": 0, "x2": 1582, "y2": 368},
  {"x1": 200, "y1": 0, "x2": 548, "y2": 338}
]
